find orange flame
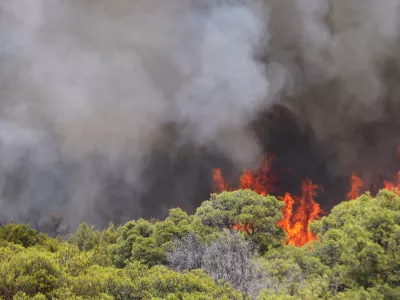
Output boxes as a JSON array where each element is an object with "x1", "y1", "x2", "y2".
[
  {"x1": 213, "y1": 145, "x2": 400, "y2": 246},
  {"x1": 382, "y1": 146, "x2": 400, "y2": 194},
  {"x1": 239, "y1": 155, "x2": 276, "y2": 196},
  {"x1": 383, "y1": 146, "x2": 400, "y2": 193},
  {"x1": 232, "y1": 223, "x2": 253, "y2": 234},
  {"x1": 212, "y1": 156, "x2": 322, "y2": 247},
  {"x1": 277, "y1": 180, "x2": 322, "y2": 246},
  {"x1": 347, "y1": 147, "x2": 400, "y2": 196},
  {"x1": 384, "y1": 170, "x2": 400, "y2": 195},
  {"x1": 384, "y1": 180, "x2": 395, "y2": 191},
  {"x1": 212, "y1": 169, "x2": 230, "y2": 193},
  {"x1": 294, "y1": 179, "x2": 321, "y2": 246},
  {"x1": 277, "y1": 193, "x2": 299, "y2": 244},
  {"x1": 347, "y1": 173, "x2": 364, "y2": 200}
]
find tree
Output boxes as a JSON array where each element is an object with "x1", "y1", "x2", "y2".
[
  {"x1": 0, "y1": 248, "x2": 62, "y2": 299},
  {"x1": 310, "y1": 190, "x2": 400, "y2": 298},
  {"x1": 2, "y1": 188, "x2": 400, "y2": 299},
  {"x1": 68, "y1": 223, "x2": 100, "y2": 251},
  {"x1": 166, "y1": 232, "x2": 204, "y2": 272},
  {"x1": 0, "y1": 224, "x2": 38, "y2": 248},
  {"x1": 201, "y1": 230, "x2": 266, "y2": 297},
  {"x1": 111, "y1": 215, "x2": 191, "y2": 267},
  {"x1": 195, "y1": 190, "x2": 285, "y2": 251}
]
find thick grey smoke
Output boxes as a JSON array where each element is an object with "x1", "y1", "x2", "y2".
[
  {"x1": 0, "y1": 0, "x2": 270, "y2": 229},
  {"x1": 1, "y1": 0, "x2": 400, "y2": 231},
  {"x1": 266, "y1": 0, "x2": 400, "y2": 180}
]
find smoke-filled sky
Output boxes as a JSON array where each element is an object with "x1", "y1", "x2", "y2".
[{"x1": 1, "y1": 0, "x2": 400, "y2": 231}]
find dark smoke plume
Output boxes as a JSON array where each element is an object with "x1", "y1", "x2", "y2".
[{"x1": 1, "y1": 0, "x2": 400, "y2": 232}]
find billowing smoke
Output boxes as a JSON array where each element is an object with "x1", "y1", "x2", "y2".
[
  {"x1": 264, "y1": 0, "x2": 400, "y2": 194},
  {"x1": 1, "y1": 0, "x2": 400, "y2": 231},
  {"x1": 0, "y1": 0, "x2": 270, "y2": 230}
]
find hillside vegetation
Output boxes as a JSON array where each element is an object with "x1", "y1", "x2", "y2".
[{"x1": 0, "y1": 189, "x2": 399, "y2": 299}]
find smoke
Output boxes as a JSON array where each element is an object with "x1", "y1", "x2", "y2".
[
  {"x1": 1, "y1": 0, "x2": 400, "y2": 231},
  {"x1": 266, "y1": 0, "x2": 400, "y2": 176},
  {"x1": 0, "y1": 0, "x2": 271, "y2": 230},
  {"x1": 258, "y1": 0, "x2": 400, "y2": 204}
]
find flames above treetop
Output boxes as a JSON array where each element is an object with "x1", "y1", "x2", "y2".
[
  {"x1": 212, "y1": 155, "x2": 323, "y2": 247},
  {"x1": 212, "y1": 146, "x2": 400, "y2": 247}
]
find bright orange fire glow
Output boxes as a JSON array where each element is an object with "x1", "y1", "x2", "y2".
[
  {"x1": 347, "y1": 173, "x2": 364, "y2": 200},
  {"x1": 212, "y1": 169, "x2": 230, "y2": 193},
  {"x1": 232, "y1": 223, "x2": 253, "y2": 234},
  {"x1": 238, "y1": 155, "x2": 276, "y2": 196},
  {"x1": 383, "y1": 147, "x2": 400, "y2": 193},
  {"x1": 291, "y1": 180, "x2": 322, "y2": 246},
  {"x1": 384, "y1": 170, "x2": 400, "y2": 195},
  {"x1": 384, "y1": 181, "x2": 395, "y2": 191},
  {"x1": 276, "y1": 180, "x2": 322, "y2": 246},
  {"x1": 346, "y1": 147, "x2": 400, "y2": 196},
  {"x1": 212, "y1": 156, "x2": 322, "y2": 247},
  {"x1": 213, "y1": 146, "x2": 400, "y2": 247}
]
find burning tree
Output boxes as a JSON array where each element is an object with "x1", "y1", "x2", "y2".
[
  {"x1": 212, "y1": 145, "x2": 400, "y2": 247},
  {"x1": 212, "y1": 156, "x2": 323, "y2": 247},
  {"x1": 278, "y1": 180, "x2": 322, "y2": 246},
  {"x1": 195, "y1": 190, "x2": 285, "y2": 252}
]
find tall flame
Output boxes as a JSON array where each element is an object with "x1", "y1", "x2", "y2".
[
  {"x1": 212, "y1": 169, "x2": 230, "y2": 193},
  {"x1": 384, "y1": 170, "x2": 400, "y2": 195},
  {"x1": 278, "y1": 180, "x2": 322, "y2": 246},
  {"x1": 347, "y1": 173, "x2": 364, "y2": 200},
  {"x1": 238, "y1": 155, "x2": 276, "y2": 196},
  {"x1": 213, "y1": 146, "x2": 400, "y2": 247},
  {"x1": 212, "y1": 156, "x2": 322, "y2": 247}
]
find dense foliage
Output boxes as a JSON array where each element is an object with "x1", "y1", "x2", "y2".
[{"x1": 0, "y1": 189, "x2": 399, "y2": 299}]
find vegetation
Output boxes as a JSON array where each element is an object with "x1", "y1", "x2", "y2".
[{"x1": 0, "y1": 189, "x2": 399, "y2": 299}]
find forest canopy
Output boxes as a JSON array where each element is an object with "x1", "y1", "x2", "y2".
[{"x1": 0, "y1": 189, "x2": 399, "y2": 299}]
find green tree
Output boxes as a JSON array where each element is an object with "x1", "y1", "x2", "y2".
[
  {"x1": 0, "y1": 248, "x2": 62, "y2": 299},
  {"x1": 111, "y1": 208, "x2": 211, "y2": 267},
  {"x1": 68, "y1": 223, "x2": 100, "y2": 251},
  {"x1": 311, "y1": 190, "x2": 400, "y2": 298},
  {"x1": 0, "y1": 224, "x2": 38, "y2": 248},
  {"x1": 195, "y1": 190, "x2": 285, "y2": 252}
]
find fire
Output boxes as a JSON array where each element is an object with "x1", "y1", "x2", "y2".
[
  {"x1": 212, "y1": 156, "x2": 322, "y2": 247},
  {"x1": 347, "y1": 173, "x2": 364, "y2": 200},
  {"x1": 369, "y1": 147, "x2": 400, "y2": 195},
  {"x1": 232, "y1": 223, "x2": 253, "y2": 234},
  {"x1": 238, "y1": 155, "x2": 276, "y2": 196},
  {"x1": 292, "y1": 180, "x2": 321, "y2": 245},
  {"x1": 277, "y1": 180, "x2": 322, "y2": 246},
  {"x1": 383, "y1": 146, "x2": 400, "y2": 193},
  {"x1": 212, "y1": 146, "x2": 400, "y2": 247},
  {"x1": 346, "y1": 147, "x2": 400, "y2": 197},
  {"x1": 212, "y1": 169, "x2": 230, "y2": 193},
  {"x1": 384, "y1": 170, "x2": 400, "y2": 195},
  {"x1": 384, "y1": 181, "x2": 395, "y2": 191}
]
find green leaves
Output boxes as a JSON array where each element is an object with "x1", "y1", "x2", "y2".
[
  {"x1": 0, "y1": 239, "x2": 243, "y2": 300},
  {"x1": 309, "y1": 190, "x2": 400, "y2": 297},
  {"x1": 1, "y1": 189, "x2": 399, "y2": 299},
  {"x1": 0, "y1": 224, "x2": 38, "y2": 248},
  {"x1": 0, "y1": 248, "x2": 62, "y2": 298},
  {"x1": 195, "y1": 190, "x2": 285, "y2": 251}
]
